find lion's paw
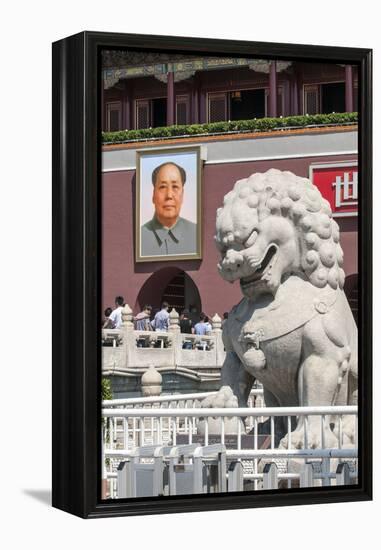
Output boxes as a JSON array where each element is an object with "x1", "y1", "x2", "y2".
[
  {"x1": 279, "y1": 427, "x2": 338, "y2": 450},
  {"x1": 279, "y1": 429, "x2": 305, "y2": 450},
  {"x1": 197, "y1": 386, "x2": 243, "y2": 436},
  {"x1": 201, "y1": 385, "x2": 238, "y2": 409}
]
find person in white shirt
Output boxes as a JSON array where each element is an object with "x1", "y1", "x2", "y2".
[{"x1": 105, "y1": 296, "x2": 124, "y2": 329}]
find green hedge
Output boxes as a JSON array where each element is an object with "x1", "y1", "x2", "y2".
[
  {"x1": 101, "y1": 378, "x2": 113, "y2": 401},
  {"x1": 102, "y1": 112, "x2": 358, "y2": 144}
]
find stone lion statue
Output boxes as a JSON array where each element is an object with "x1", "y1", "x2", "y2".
[{"x1": 210, "y1": 168, "x2": 357, "y2": 449}]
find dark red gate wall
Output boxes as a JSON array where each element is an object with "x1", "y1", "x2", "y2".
[{"x1": 102, "y1": 154, "x2": 357, "y2": 317}]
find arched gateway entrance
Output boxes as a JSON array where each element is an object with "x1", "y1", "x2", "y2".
[{"x1": 135, "y1": 268, "x2": 201, "y2": 316}]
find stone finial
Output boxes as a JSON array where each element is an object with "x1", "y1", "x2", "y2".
[
  {"x1": 141, "y1": 365, "x2": 162, "y2": 397},
  {"x1": 168, "y1": 308, "x2": 180, "y2": 329},
  {"x1": 122, "y1": 304, "x2": 134, "y2": 328},
  {"x1": 212, "y1": 313, "x2": 222, "y2": 330}
]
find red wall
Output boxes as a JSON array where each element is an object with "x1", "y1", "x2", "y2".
[{"x1": 102, "y1": 154, "x2": 357, "y2": 317}]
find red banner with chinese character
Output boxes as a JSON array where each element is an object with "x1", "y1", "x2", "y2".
[{"x1": 309, "y1": 161, "x2": 358, "y2": 217}]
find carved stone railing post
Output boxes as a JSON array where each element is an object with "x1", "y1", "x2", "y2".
[
  {"x1": 211, "y1": 313, "x2": 222, "y2": 331},
  {"x1": 141, "y1": 364, "x2": 163, "y2": 397},
  {"x1": 122, "y1": 304, "x2": 134, "y2": 367},
  {"x1": 211, "y1": 313, "x2": 225, "y2": 365},
  {"x1": 168, "y1": 308, "x2": 181, "y2": 363},
  {"x1": 168, "y1": 308, "x2": 180, "y2": 332},
  {"x1": 122, "y1": 304, "x2": 134, "y2": 329}
]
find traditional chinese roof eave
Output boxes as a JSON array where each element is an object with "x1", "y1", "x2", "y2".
[{"x1": 102, "y1": 55, "x2": 294, "y2": 90}]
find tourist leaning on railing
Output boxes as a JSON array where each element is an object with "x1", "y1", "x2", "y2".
[
  {"x1": 102, "y1": 307, "x2": 113, "y2": 329},
  {"x1": 134, "y1": 305, "x2": 153, "y2": 331},
  {"x1": 104, "y1": 295, "x2": 124, "y2": 329},
  {"x1": 194, "y1": 313, "x2": 211, "y2": 336},
  {"x1": 180, "y1": 309, "x2": 193, "y2": 333},
  {"x1": 152, "y1": 302, "x2": 170, "y2": 331}
]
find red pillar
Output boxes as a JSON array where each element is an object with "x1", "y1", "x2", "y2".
[
  {"x1": 167, "y1": 70, "x2": 175, "y2": 126},
  {"x1": 345, "y1": 65, "x2": 354, "y2": 113},
  {"x1": 199, "y1": 88, "x2": 206, "y2": 123},
  {"x1": 284, "y1": 79, "x2": 291, "y2": 116},
  {"x1": 123, "y1": 81, "x2": 130, "y2": 130},
  {"x1": 192, "y1": 77, "x2": 200, "y2": 124},
  {"x1": 269, "y1": 61, "x2": 277, "y2": 117},
  {"x1": 292, "y1": 76, "x2": 299, "y2": 115}
]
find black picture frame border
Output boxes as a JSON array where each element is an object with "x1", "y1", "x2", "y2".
[{"x1": 52, "y1": 31, "x2": 372, "y2": 519}]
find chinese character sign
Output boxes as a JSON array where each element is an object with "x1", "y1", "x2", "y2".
[{"x1": 310, "y1": 162, "x2": 358, "y2": 217}]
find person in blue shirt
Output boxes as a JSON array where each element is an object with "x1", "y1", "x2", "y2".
[
  {"x1": 193, "y1": 313, "x2": 212, "y2": 336},
  {"x1": 152, "y1": 302, "x2": 170, "y2": 331},
  {"x1": 141, "y1": 162, "x2": 197, "y2": 257}
]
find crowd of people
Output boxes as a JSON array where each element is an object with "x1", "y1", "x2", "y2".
[{"x1": 102, "y1": 296, "x2": 229, "y2": 336}]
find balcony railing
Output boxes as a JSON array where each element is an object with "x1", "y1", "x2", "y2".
[{"x1": 102, "y1": 306, "x2": 226, "y2": 379}]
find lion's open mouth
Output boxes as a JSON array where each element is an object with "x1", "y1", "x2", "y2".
[{"x1": 240, "y1": 245, "x2": 278, "y2": 288}]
